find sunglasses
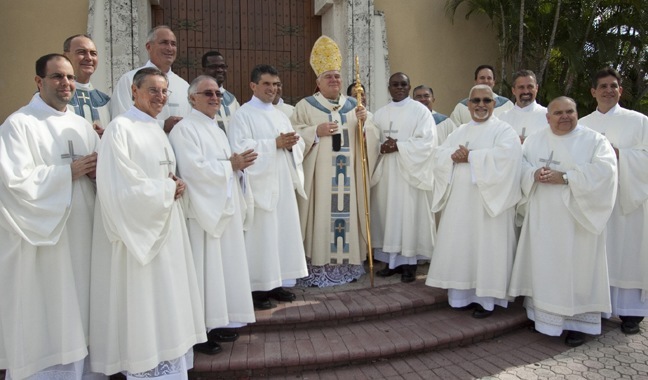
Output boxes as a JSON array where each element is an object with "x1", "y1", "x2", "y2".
[
  {"x1": 196, "y1": 90, "x2": 224, "y2": 98},
  {"x1": 469, "y1": 97, "x2": 494, "y2": 104}
]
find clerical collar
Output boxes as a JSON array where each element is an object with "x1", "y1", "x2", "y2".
[
  {"x1": 190, "y1": 108, "x2": 218, "y2": 125},
  {"x1": 128, "y1": 106, "x2": 158, "y2": 122},
  {"x1": 275, "y1": 98, "x2": 285, "y2": 106},
  {"x1": 514, "y1": 101, "x2": 538, "y2": 112},
  {"x1": 390, "y1": 97, "x2": 412, "y2": 107},
  {"x1": 596, "y1": 103, "x2": 620, "y2": 116},
  {"x1": 32, "y1": 93, "x2": 67, "y2": 115},
  {"x1": 144, "y1": 60, "x2": 174, "y2": 75},
  {"x1": 248, "y1": 95, "x2": 274, "y2": 111},
  {"x1": 74, "y1": 81, "x2": 94, "y2": 91}
]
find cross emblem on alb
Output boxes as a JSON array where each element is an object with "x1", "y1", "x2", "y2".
[
  {"x1": 60, "y1": 140, "x2": 82, "y2": 161},
  {"x1": 159, "y1": 148, "x2": 175, "y2": 172},
  {"x1": 383, "y1": 122, "x2": 398, "y2": 138},
  {"x1": 521, "y1": 127, "x2": 527, "y2": 138},
  {"x1": 539, "y1": 150, "x2": 561, "y2": 168},
  {"x1": 78, "y1": 91, "x2": 91, "y2": 103}
]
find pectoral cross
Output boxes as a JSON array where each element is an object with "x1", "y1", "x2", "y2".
[
  {"x1": 521, "y1": 127, "x2": 527, "y2": 138},
  {"x1": 464, "y1": 141, "x2": 469, "y2": 149},
  {"x1": 218, "y1": 149, "x2": 230, "y2": 161},
  {"x1": 539, "y1": 150, "x2": 561, "y2": 168},
  {"x1": 60, "y1": 140, "x2": 82, "y2": 161},
  {"x1": 159, "y1": 148, "x2": 175, "y2": 172},
  {"x1": 383, "y1": 121, "x2": 398, "y2": 138},
  {"x1": 78, "y1": 91, "x2": 90, "y2": 104}
]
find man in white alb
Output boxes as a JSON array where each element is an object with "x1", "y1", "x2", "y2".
[
  {"x1": 228, "y1": 64, "x2": 309, "y2": 309},
  {"x1": 580, "y1": 68, "x2": 648, "y2": 335},
  {"x1": 449, "y1": 64, "x2": 513, "y2": 126},
  {"x1": 63, "y1": 34, "x2": 110, "y2": 137},
  {"x1": 426, "y1": 84, "x2": 522, "y2": 319},
  {"x1": 90, "y1": 67, "x2": 205, "y2": 378},
  {"x1": 110, "y1": 25, "x2": 190, "y2": 132},
  {"x1": 0, "y1": 54, "x2": 99, "y2": 380},
  {"x1": 499, "y1": 70, "x2": 548, "y2": 143},
  {"x1": 509, "y1": 96, "x2": 617, "y2": 347},
  {"x1": 202, "y1": 51, "x2": 240, "y2": 134},
  {"x1": 169, "y1": 75, "x2": 258, "y2": 353},
  {"x1": 413, "y1": 84, "x2": 457, "y2": 145},
  {"x1": 371, "y1": 72, "x2": 437, "y2": 283}
]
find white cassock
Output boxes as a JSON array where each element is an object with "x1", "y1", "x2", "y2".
[
  {"x1": 431, "y1": 111, "x2": 457, "y2": 145},
  {"x1": 215, "y1": 88, "x2": 240, "y2": 134},
  {"x1": 580, "y1": 104, "x2": 648, "y2": 317},
  {"x1": 290, "y1": 93, "x2": 380, "y2": 286},
  {"x1": 68, "y1": 81, "x2": 111, "y2": 129},
  {"x1": 0, "y1": 94, "x2": 99, "y2": 380},
  {"x1": 274, "y1": 98, "x2": 295, "y2": 118},
  {"x1": 425, "y1": 116, "x2": 522, "y2": 311},
  {"x1": 370, "y1": 98, "x2": 437, "y2": 267},
  {"x1": 89, "y1": 107, "x2": 206, "y2": 377},
  {"x1": 449, "y1": 94, "x2": 513, "y2": 125},
  {"x1": 228, "y1": 96, "x2": 308, "y2": 291},
  {"x1": 110, "y1": 61, "x2": 190, "y2": 122},
  {"x1": 168, "y1": 108, "x2": 256, "y2": 329},
  {"x1": 509, "y1": 126, "x2": 617, "y2": 336},
  {"x1": 499, "y1": 101, "x2": 548, "y2": 140}
]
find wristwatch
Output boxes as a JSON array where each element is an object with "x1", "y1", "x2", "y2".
[{"x1": 562, "y1": 173, "x2": 569, "y2": 185}]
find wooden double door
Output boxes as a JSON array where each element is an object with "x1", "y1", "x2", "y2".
[{"x1": 153, "y1": 0, "x2": 322, "y2": 105}]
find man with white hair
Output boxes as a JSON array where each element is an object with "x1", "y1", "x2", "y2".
[
  {"x1": 110, "y1": 25, "x2": 190, "y2": 132},
  {"x1": 169, "y1": 75, "x2": 257, "y2": 353},
  {"x1": 426, "y1": 84, "x2": 522, "y2": 319}
]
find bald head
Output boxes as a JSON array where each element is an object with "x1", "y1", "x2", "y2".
[{"x1": 546, "y1": 96, "x2": 578, "y2": 136}]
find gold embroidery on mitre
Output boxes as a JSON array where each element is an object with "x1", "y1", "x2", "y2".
[{"x1": 310, "y1": 35, "x2": 342, "y2": 77}]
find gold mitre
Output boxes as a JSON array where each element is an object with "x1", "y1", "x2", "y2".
[{"x1": 310, "y1": 35, "x2": 342, "y2": 77}]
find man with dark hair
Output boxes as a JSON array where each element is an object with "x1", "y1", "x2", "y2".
[
  {"x1": 450, "y1": 64, "x2": 513, "y2": 125},
  {"x1": 510, "y1": 96, "x2": 617, "y2": 347},
  {"x1": 580, "y1": 68, "x2": 648, "y2": 335},
  {"x1": 202, "y1": 50, "x2": 240, "y2": 134},
  {"x1": 111, "y1": 26, "x2": 190, "y2": 133},
  {"x1": 63, "y1": 34, "x2": 110, "y2": 137},
  {"x1": 228, "y1": 64, "x2": 308, "y2": 309},
  {"x1": 90, "y1": 67, "x2": 206, "y2": 377},
  {"x1": 371, "y1": 73, "x2": 437, "y2": 283},
  {"x1": 413, "y1": 84, "x2": 457, "y2": 145},
  {"x1": 0, "y1": 53, "x2": 99, "y2": 379},
  {"x1": 500, "y1": 69, "x2": 547, "y2": 143}
]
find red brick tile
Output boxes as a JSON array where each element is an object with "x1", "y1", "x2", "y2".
[
  {"x1": 246, "y1": 341, "x2": 266, "y2": 368},
  {"x1": 308, "y1": 336, "x2": 334, "y2": 364},
  {"x1": 279, "y1": 340, "x2": 299, "y2": 367},
  {"x1": 263, "y1": 341, "x2": 282, "y2": 368},
  {"x1": 294, "y1": 338, "x2": 317, "y2": 366}
]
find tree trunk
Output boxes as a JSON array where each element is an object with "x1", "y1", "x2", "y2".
[
  {"x1": 537, "y1": 0, "x2": 562, "y2": 86},
  {"x1": 516, "y1": 0, "x2": 525, "y2": 71}
]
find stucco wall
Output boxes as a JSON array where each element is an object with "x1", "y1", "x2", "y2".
[
  {"x1": 0, "y1": 0, "x2": 89, "y2": 121},
  {"x1": 374, "y1": 0, "x2": 500, "y2": 115}
]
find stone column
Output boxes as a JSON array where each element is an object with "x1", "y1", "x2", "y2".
[{"x1": 88, "y1": 0, "x2": 152, "y2": 93}]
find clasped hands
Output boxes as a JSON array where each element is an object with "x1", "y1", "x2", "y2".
[
  {"x1": 451, "y1": 145, "x2": 470, "y2": 163},
  {"x1": 534, "y1": 167, "x2": 566, "y2": 185},
  {"x1": 380, "y1": 137, "x2": 398, "y2": 154}
]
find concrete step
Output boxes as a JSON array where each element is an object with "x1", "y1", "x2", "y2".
[{"x1": 191, "y1": 281, "x2": 530, "y2": 379}]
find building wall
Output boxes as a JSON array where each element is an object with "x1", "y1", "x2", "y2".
[
  {"x1": 0, "y1": 0, "x2": 89, "y2": 121},
  {"x1": 374, "y1": 0, "x2": 500, "y2": 115}
]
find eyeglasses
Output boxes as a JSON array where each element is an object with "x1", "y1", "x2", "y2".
[
  {"x1": 44, "y1": 73, "x2": 76, "y2": 81},
  {"x1": 195, "y1": 90, "x2": 223, "y2": 98},
  {"x1": 469, "y1": 97, "x2": 494, "y2": 104},
  {"x1": 204, "y1": 64, "x2": 228, "y2": 70},
  {"x1": 147, "y1": 88, "x2": 171, "y2": 97}
]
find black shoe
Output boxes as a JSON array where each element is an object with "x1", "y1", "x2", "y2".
[
  {"x1": 456, "y1": 302, "x2": 478, "y2": 311},
  {"x1": 564, "y1": 331, "x2": 585, "y2": 347},
  {"x1": 194, "y1": 341, "x2": 222, "y2": 355},
  {"x1": 621, "y1": 320, "x2": 641, "y2": 335},
  {"x1": 472, "y1": 305, "x2": 493, "y2": 319},
  {"x1": 252, "y1": 291, "x2": 275, "y2": 310},
  {"x1": 208, "y1": 328, "x2": 239, "y2": 342},
  {"x1": 267, "y1": 287, "x2": 296, "y2": 302},
  {"x1": 376, "y1": 264, "x2": 402, "y2": 277},
  {"x1": 401, "y1": 265, "x2": 417, "y2": 283}
]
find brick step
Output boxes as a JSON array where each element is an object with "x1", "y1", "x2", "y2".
[
  {"x1": 247, "y1": 281, "x2": 448, "y2": 331},
  {"x1": 191, "y1": 284, "x2": 530, "y2": 379}
]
